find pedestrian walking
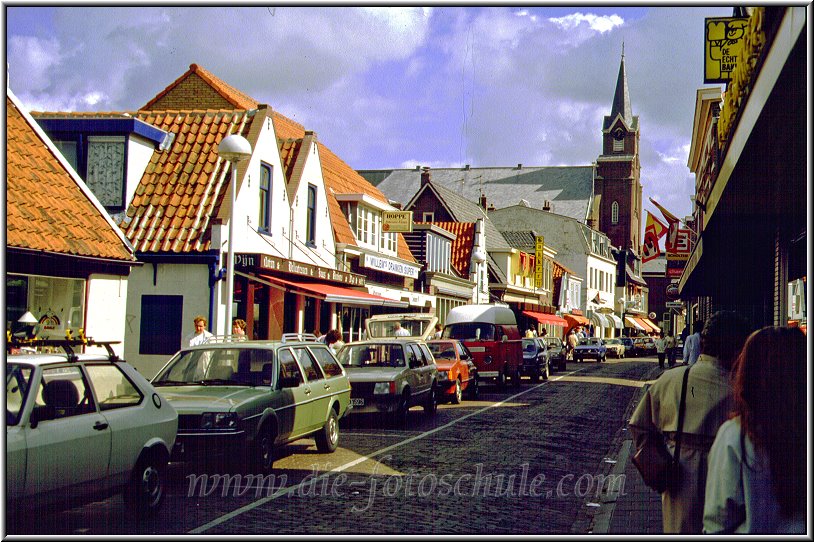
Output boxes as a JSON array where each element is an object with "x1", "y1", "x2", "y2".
[
  {"x1": 703, "y1": 326, "x2": 806, "y2": 534},
  {"x1": 393, "y1": 322, "x2": 410, "y2": 337},
  {"x1": 666, "y1": 332, "x2": 677, "y2": 367},
  {"x1": 682, "y1": 320, "x2": 703, "y2": 366},
  {"x1": 324, "y1": 329, "x2": 343, "y2": 355},
  {"x1": 184, "y1": 315, "x2": 213, "y2": 347},
  {"x1": 655, "y1": 331, "x2": 667, "y2": 368},
  {"x1": 433, "y1": 323, "x2": 443, "y2": 339},
  {"x1": 232, "y1": 318, "x2": 247, "y2": 336},
  {"x1": 566, "y1": 328, "x2": 578, "y2": 361},
  {"x1": 628, "y1": 310, "x2": 751, "y2": 533}
]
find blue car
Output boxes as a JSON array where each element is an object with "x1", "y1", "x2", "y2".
[{"x1": 574, "y1": 337, "x2": 607, "y2": 363}]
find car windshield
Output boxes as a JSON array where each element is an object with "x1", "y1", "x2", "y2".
[
  {"x1": 544, "y1": 338, "x2": 561, "y2": 348},
  {"x1": 367, "y1": 319, "x2": 430, "y2": 338},
  {"x1": 442, "y1": 323, "x2": 496, "y2": 342},
  {"x1": 522, "y1": 339, "x2": 537, "y2": 352},
  {"x1": 578, "y1": 338, "x2": 601, "y2": 346},
  {"x1": 152, "y1": 348, "x2": 274, "y2": 386},
  {"x1": 606, "y1": 339, "x2": 621, "y2": 344},
  {"x1": 337, "y1": 344, "x2": 407, "y2": 368},
  {"x1": 428, "y1": 343, "x2": 456, "y2": 360},
  {"x1": 6, "y1": 363, "x2": 34, "y2": 426}
]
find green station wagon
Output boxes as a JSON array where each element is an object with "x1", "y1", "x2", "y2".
[{"x1": 152, "y1": 336, "x2": 351, "y2": 473}]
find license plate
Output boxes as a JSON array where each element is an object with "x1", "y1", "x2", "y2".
[{"x1": 350, "y1": 398, "x2": 365, "y2": 407}]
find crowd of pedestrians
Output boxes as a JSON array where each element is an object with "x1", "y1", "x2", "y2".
[{"x1": 628, "y1": 311, "x2": 806, "y2": 534}]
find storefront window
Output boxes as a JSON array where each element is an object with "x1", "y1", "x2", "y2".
[{"x1": 6, "y1": 274, "x2": 85, "y2": 339}]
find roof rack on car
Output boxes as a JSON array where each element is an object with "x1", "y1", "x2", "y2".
[
  {"x1": 281, "y1": 333, "x2": 318, "y2": 343},
  {"x1": 202, "y1": 334, "x2": 249, "y2": 344},
  {"x1": 6, "y1": 330, "x2": 121, "y2": 363}
]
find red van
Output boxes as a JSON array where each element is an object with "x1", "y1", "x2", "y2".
[{"x1": 442, "y1": 304, "x2": 523, "y2": 388}]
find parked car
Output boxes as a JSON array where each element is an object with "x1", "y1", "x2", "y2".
[
  {"x1": 620, "y1": 337, "x2": 635, "y2": 357},
  {"x1": 544, "y1": 337, "x2": 567, "y2": 371},
  {"x1": 152, "y1": 336, "x2": 351, "y2": 473},
  {"x1": 336, "y1": 339, "x2": 438, "y2": 425},
  {"x1": 573, "y1": 337, "x2": 607, "y2": 363},
  {"x1": 521, "y1": 338, "x2": 548, "y2": 382},
  {"x1": 603, "y1": 338, "x2": 626, "y2": 358},
  {"x1": 6, "y1": 338, "x2": 178, "y2": 523},
  {"x1": 427, "y1": 339, "x2": 478, "y2": 403},
  {"x1": 632, "y1": 336, "x2": 657, "y2": 357}
]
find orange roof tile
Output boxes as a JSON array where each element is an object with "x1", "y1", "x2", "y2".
[
  {"x1": 278, "y1": 138, "x2": 302, "y2": 183},
  {"x1": 118, "y1": 109, "x2": 257, "y2": 253},
  {"x1": 430, "y1": 222, "x2": 475, "y2": 277},
  {"x1": 141, "y1": 63, "x2": 413, "y2": 262},
  {"x1": 6, "y1": 95, "x2": 134, "y2": 262},
  {"x1": 142, "y1": 64, "x2": 258, "y2": 111}
]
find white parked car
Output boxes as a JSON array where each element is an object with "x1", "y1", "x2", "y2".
[{"x1": 6, "y1": 339, "x2": 178, "y2": 524}]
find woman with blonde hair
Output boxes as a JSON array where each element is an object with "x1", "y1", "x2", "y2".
[{"x1": 703, "y1": 326, "x2": 806, "y2": 533}]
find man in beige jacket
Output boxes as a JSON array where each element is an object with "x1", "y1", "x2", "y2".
[{"x1": 628, "y1": 311, "x2": 751, "y2": 533}]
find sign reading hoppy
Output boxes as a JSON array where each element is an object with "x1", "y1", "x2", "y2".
[
  {"x1": 534, "y1": 236, "x2": 544, "y2": 289},
  {"x1": 382, "y1": 211, "x2": 413, "y2": 233}
]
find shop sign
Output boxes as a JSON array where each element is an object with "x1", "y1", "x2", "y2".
[
  {"x1": 534, "y1": 236, "x2": 544, "y2": 288},
  {"x1": 666, "y1": 282, "x2": 680, "y2": 300},
  {"x1": 704, "y1": 17, "x2": 749, "y2": 83},
  {"x1": 362, "y1": 253, "x2": 419, "y2": 279},
  {"x1": 382, "y1": 211, "x2": 413, "y2": 233},
  {"x1": 235, "y1": 253, "x2": 365, "y2": 286}
]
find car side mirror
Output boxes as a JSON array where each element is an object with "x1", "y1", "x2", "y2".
[{"x1": 501, "y1": 335, "x2": 508, "y2": 343}]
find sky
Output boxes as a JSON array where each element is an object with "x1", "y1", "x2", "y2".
[{"x1": 4, "y1": 5, "x2": 734, "y2": 223}]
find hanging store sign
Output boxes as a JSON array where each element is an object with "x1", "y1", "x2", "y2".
[
  {"x1": 234, "y1": 253, "x2": 365, "y2": 286},
  {"x1": 704, "y1": 17, "x2": 749, "y2": 83},
  {"x1": 382, "y1": 211, "x2": 413, "y2": 233},
  {"x1": 362, "y1": 253, "x2": 420, "y2": 279},
  {"x1": 535, "y1": 236, "x2": 544, "y2": 288}
]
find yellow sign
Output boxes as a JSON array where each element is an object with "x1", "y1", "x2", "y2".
[
  {"x1": 704, "y1": 17, "x2": 749, "y2": 83},
  {"x1": 535, "y1": 236, "x2": 544, "y2": 288},
  {"x1": 381, "y1": 211, "x2": 413, "y2": 233}
]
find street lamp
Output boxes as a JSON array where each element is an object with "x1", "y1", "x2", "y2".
[{"x1": 218, "y1": 133, "x2": 252, "y2": 336}]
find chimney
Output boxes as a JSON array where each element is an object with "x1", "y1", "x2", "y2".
[
  {"x1": 479, "y1": 192, "x2": 487, "y2": 210},
  {"x1": 420, "y1": 166, "x2": 431, "y2": 186},
  {"x1": 517, "y1": 163, "x2": 523, "y2": 169},
  {"x1": 464, "y1": 164, "x2": 470, "y2": 170},
  {"x1": 488, "y1": 203, "x2": 496, "y2": 211},
  {"x1": 543, "y1": 200, "x2": 551, "y2": 211}
]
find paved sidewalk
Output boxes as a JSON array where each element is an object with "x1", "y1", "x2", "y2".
[{"x1": 592, "y1": 370, "x2": 664, "y2": 534}]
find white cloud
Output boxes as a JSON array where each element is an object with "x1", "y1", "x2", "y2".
[{"x1": 548, "y1": 12, "x2": 624, "y2": 33}]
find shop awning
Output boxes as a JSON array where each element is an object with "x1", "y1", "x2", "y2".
[
  {"x1": 625, "y1": 316, "x2": 646, "y2": 331},
  {"x1": 589, "y1": 312, "x2": 610, "y2": 328},
  {"x1": 642, "y1": 318, "x2": 661, "y2": 333},
  {"x1": 564, "y1": 313, "x2": 590, "y2": 327},
  {"x1": 606, "y1": 314, "x2": 623, "y2": 329},
  {"x1": 522, "y1": 311, "x2": 567, "y2": 327},
  {"x1": 258, "y1": 274, "x2": 408, "y2": 308}
]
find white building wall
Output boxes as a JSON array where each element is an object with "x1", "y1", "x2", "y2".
[
  {"x1": 84, "y1": 274, "x2": 129, "y2": 358},
  {"x1": 124, "y1": 262, "x2": 211, "y2": 378},
  {"x1": 125, "y1": 136, "x2": 158, "y2": 208}
]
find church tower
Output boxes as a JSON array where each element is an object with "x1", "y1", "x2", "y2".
[{"x1": 595, "y1": 47, "x2": 643, "y2": 255}]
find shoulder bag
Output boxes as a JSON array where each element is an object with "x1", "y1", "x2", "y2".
[{"x1": 631, "y1": 365, "x2": 691, "y2": 493}]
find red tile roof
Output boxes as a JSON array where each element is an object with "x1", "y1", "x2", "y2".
[
  {"x1": 6, "y1": 94, "x2": 134, "y2": 262},
  {"x1": 430, "y1": 222, "x2": 475, "y2": 277},
  {"x1": 140, "y1": 63, "x2": 413, "y2": 262},
  {"x1": 122, "y1": 109, "x2": 258, "y2": 253}
]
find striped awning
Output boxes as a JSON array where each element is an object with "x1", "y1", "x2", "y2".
[
  {"x1": 625, "y1": 316, "x2": 646, "y2": 331},
  {"x1": 589, "y1": 312, "x2": 610, "y2": 328},
  {"x1": 606, "y1": 314, "x2": 623, "y2": 329},
  {"x1": 564, "y1": 313, "x2": 590, "y2": 327},
  {"x1": 642, "y1": 318, "x2": 661, "y2": 333}
]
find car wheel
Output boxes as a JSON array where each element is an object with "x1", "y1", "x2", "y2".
[
  {"x1": 124, "y1": 451, "x2": 165, "y2": 515},
  {"x1": 248, "y1": 425, "x2": 275, "y2": 473},
  {"x1": 315, "y1": 409, "x2": 339, "y2": 453},
  {"x1": 530, "y1": 370, "x2": 539, "y2": 383},
  {"x1": 451, "y1": 379, "x2": 462, "y2": 405},
  {"x1": 423, "y1": 384, "x2": 437, "y2": 416},
  {"x1": 512, "y1": 369, "x2": 521, "y2": 388},
  {"x1": 600, "y1": 354, "x2": 606, "y2": 363},
  {"x1": 496, "y1": 370, "x2": 506, "y2": 388},
  {"x1": 392, "y1": 391, "x2": 409, "y2": 426},
  {"x1": 542, "y1": 362, "x2": 550, "y2": 380},
  {"x1": 467, "y1": 377, "x2": 479, "y2": 399}
]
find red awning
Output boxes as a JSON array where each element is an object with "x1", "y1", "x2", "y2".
[
  {"x1": 634, "y1": 317, "x2": 657, "y2": 333},
  {"x1": 563, "y1": 313, "x2": 590, "y2": 326},
  {"x1": 258, "y1": 274, "x2": 408, "y2": 307},
  {"x1": 522, "y1": 310, "x2": 567, "y2": 327},
  {"x1": 642, "y1": 318, "x2": 661, "y2": 333}
]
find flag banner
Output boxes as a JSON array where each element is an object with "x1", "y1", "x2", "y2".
[
  {"x1": 649, "y1": 198, "x2": 683, "y2": 252},
  {"x1": 642, "y1": 232, "x2": 661, "y2": 262},
  {"x1": 666, "y1": 228, "x2": 692, "y2": 260},
  {"x1": 649, "y1": 197, "x2": 681, "y2": 224},
  {"x1": 645, "y1": 211, "x2": 668, "y2": 240}
]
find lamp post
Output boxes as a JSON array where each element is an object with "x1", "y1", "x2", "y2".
[{"x1": 217, "y1": 134, "x2": 252, "y2": 336}]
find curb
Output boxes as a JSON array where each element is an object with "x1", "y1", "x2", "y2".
[{"x1": 591, "y1": 438, "x2": 633, "y2": 534}]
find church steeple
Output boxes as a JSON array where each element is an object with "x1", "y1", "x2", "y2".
[{"x1": 605, "y1": 46, "x2": 633, "y2": 129}]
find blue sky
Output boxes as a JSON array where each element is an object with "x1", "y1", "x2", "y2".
[{"x1": 4, "y1": 5, "x2": 734, "y2": 222}]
